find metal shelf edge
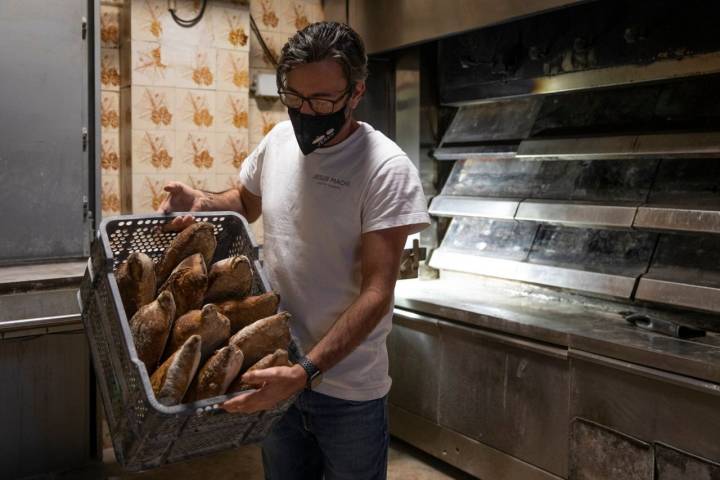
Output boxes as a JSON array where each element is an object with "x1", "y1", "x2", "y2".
[
  {"x1": 635, "y1": 277, "x2": 720, "y2": 314},
  {"x1": 515, "y1": 200, "x2": 637, "y2": 228},
  {"x1": 429, "y1": 196, "x2": 519, "y2": 219},
  {"x1": 634, "y1": 207, "x2": 720, "y2": 235},
  {"x1": 429, "y1": 250, "x2": 637, "y2": 298}
]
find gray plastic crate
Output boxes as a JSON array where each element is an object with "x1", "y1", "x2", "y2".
[{"x1": 78, "y1": 212, "x2": 297, "y2": 471}]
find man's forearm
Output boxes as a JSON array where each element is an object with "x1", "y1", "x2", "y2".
[
  {"x1": 198, "y1": 188, "x2": 245, "y2": 215},
  {"x1": 306, "y1": 286, "x2": 392, "y2": 373}
]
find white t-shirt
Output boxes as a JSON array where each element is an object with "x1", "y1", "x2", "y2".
[{"x1": 238, "y1": 120, "x2": 430, "y2": 401}]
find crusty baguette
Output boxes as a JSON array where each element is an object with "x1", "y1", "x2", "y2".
[
  {"x1": 155, "y1": 222, "x2": 216, "y2": 286},
  {"x1": 165, "y1": 303, "x2": 231, "y2": 361},
  {"x1": 218, "y1": 292, "x2": 280, "y2": 334},
  {"x1": 151, "y1": 335, "x2": 202, "y2": 406},
  {"x1": 229, "y1": 312, "x2": 291, "y2": 371},
  {"x1": 158, "y1": 253, "x2": 208, "y2": 317},
  {"x1": 204, "y1": 256, "x2": 253, "y2": 303},
  {"x1": 186, "y1": 345, "x2": 245, "y2": 402},
  {"x1": 116, "y1": 252, "x2": 156, "y2": 319},
  {"x1": 227, "y1": 348, "x2": 290, "y2": 393},
  {"x1": 129, "y1": 290, "x2": 175, "y2": 372}
]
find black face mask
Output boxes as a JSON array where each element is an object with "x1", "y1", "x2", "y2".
[{"x1": 288, "y1": 105, "x2": 348, "y2": 155}]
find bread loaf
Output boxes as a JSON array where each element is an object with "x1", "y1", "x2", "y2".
[
  {"x1": 218, "y1": 292, "x2": 280, "y2": 334},
  {"x1": 158, "y1": 253, "x2": 208, "y2": 317},
  {"x1": 151, "y1": 334, "x2": 202, "y2": 406},
  {"x1": 227, "y1": 348, "x2": 290, "y2": 393},
  {"x1": 229, "y1": 312, "x2": 291, "y2": 371},
  {"x1": 116, "y1": 252, "x2": 156, "y2": 318},
  {"x1": 155, "y1": 222, "x2": 216, "y2": 286},
  {"x1": 129, "y1": 290, "x2": 175, "y2": 372},
  {"x1": 187, "y1": 345, "x2": 245, "y2": 401},
  {"x1": 205, "y1": 256, "x2": 253, "y2": 302},
  {"x1": 165, "y1": 303, "x2": 231, "y2": 360}
]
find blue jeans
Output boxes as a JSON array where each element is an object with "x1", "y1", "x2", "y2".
[{"x1": 262, "y1": 390, "x2": 389, "y2": 480}]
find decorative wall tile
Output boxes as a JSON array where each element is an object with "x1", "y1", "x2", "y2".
[
  {"x1": 132, "y1": 174, "x2": 172, "y2": 213},
  {"x1": 280, "y1": 0, "x2": 323, "y2": 33},
  {"x1": 216, "y1": 132, "x2": 249, "y2": 173},
  {"x1": 131, "y1": 129, "x2": 176, "y2": 173},
  {"x1": 217, "y1": 49, "x2": 250, "y2": 91},
  {"x1": 161, "y1": 0, "x2": 215, "y2": 47},
  {"x1": 216, "y1": 90, "x2": 249, "y2": 133},
  {"x1": 185, "y1": 173, "x2": 213, "y2": 192},
  {"x1": 249, "y1": 30, "x2": 286, "y2": 69},
  {"x1": 176, "y1": 89, "x2": 216, "y2": 131},
  {"x1": 251, "y1": 0, "x2": 282, "y2": 32},
  {"x1": 101, "y1": 91, "x2": 121, "y2": 134},
  {"x1": 212, "y1": 5, "x2": 250, "y2": 50},
  {"x1": 130, "y1": 40, "x2": 176, "y2": 86},
  {"x1": 101, "y1": 5, "x2": 121, "y2": 48},
  {"x1": 130, "y1": 0, "x2": 167, "y2": 42},
  {"x1": 101, "y1": 174, "x2": 122, "y2": 216},
  {"x1": 175, "y1": 45, "x2": 217, "y2": 90},
  {"x1": 101, "y1": 48, "x2": 121, "y2": 91},
  {"x1": 177, "y1": 131, "x2": 217, "y2": 173},
  {"x1": 129, "y1": 86, "x2": 176, "y2": 130},
  {"x1": 101, "y1": 134, "x2": 121, "y2": 173},
  {"x1": 249, "y1": 95, "x2": 287, "y2": 144}
]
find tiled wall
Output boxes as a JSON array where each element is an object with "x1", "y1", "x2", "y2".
[
  {"x1": 100, "y1": 1, "x2": 124, "y2": 217},
  {"x1": 98, "y1": 0, "x2": 324, "y2": 220}
]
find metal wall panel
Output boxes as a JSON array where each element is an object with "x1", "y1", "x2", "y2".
[
  {"x1": 0, "y1": 331, "x2": 91, "y2": 478},
  {"x1": 388, "y1": 310, "x2": 440, "y2": 423},
  {"x1": 0, "y1": 0, "x2": 90, "y2": 264},
  {"x1": 437, "y1": 321, "x2": 569, "y2": 477},
  {"x1": 570, "y1": 350, "x2": 720, "y2": 464}
]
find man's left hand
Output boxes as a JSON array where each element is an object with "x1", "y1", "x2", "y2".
[{"x1": 221, "y1": 364, "x2": 307, "y2": 414}]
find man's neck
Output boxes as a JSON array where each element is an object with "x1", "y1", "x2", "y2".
[{"x1": 323, "y1": 117, "x2": 360, "y2": 148}]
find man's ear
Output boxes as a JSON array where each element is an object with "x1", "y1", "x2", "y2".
[{"x1": 349, "y1": 81, "x2": 366, "y2": 109}]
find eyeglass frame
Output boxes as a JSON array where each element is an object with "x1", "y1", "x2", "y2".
[{"x1": 277, "y1": 83, "x2": 355, "y2": 115}]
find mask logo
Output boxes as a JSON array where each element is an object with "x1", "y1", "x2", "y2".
[{"x1": 312, "y1": 128, "x2": 336, "y2": 146}]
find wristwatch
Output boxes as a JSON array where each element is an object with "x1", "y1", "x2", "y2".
[{"x1": 298, "y1": 356, "x2": 323, "y2": 390}]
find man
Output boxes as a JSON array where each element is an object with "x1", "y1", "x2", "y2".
[{"x1": 159, "y1": 21, "x2": 429, "y2": 479}]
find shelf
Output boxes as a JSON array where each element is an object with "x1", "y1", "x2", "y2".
[{"x1": 428, "y1": 196, "x2": 519, "y2": 219}]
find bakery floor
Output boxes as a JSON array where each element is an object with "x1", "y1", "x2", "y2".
[{"x1": 60, "y1": 439, "x2": 476, "y2": 479}]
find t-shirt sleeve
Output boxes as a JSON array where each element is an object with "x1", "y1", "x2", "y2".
[
  {"x1": 361, "y1": 155, "x2": 431, "y2": 234},
  {"x1": 237, "y1": 137, "x2": 268, "y2": 196}
]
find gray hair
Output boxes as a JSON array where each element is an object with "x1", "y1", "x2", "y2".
[{"x1": 276, "y1": 21, "x2": 368, "y2": 90}]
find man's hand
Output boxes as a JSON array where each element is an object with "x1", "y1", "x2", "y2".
[
  {"x1": 157, "y1": 181, "x2": 206, "y2": 231},
  {"x1": 221, "y1": 365, "x2": 306, "y2": 414}
]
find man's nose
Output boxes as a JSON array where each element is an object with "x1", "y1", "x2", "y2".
[{"x1": 300, "y1": 100, "x2": 315, "y2": 115}]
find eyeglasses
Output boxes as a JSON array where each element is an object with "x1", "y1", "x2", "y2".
[{"x1": 278, "y1": 87, "x2": 352, "y2": 115}]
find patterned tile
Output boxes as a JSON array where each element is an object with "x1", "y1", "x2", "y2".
[
  {"x1": 100, "y1": 5, "x2": 121, "y2": 48},
  {"x1": 248, "y1": 94, "x2": 287, "y2": 144},
  {"x1": 101, "y1": 91, "x2": 121, "y2": 134},
  {"x1": 216, "y1": 90, "x2": 250, "y2": 133},
  {"x1": 251, "y1": 0, "x2": 282, "y2": 32},
  {"x1": 129, "y1": 40, "x2": 176, "y2": 87},
  {"x1": 101, "y1": 132, "x2": 122, "y2": 174},
  {"x1": 174, "y1": 44, "x2": 217, "y2": 90},
  {"x1": 101, "y1": 174, "x2": 122, "y2": 217},
  {"x1": 131, "y1": 129, "x2": 177, "y2": 173},
  {"x1": 128, "y1": 86, "x2": 176, "y2": 131},
  {"x1": 212, "y1": 4, "x2": 250, "y2": 50},
  {"x1": 176, "y1": 130, "x2": 217, "y2": 174},
  {"x1": 130, "y1": 0, "x2": 167, "y2": 42},
  {"x1": 216, "y1": 132, "x2": 249, "y2": 174},
  {"x1": 249, "y1": 30, "x2": 288, "y2": 70},
  {"x1": 175, "y1": 88, "x2": 216, "y2": 131},
  {"x1": 217, "y1": 49, "x2": 250, "y2": 91},
  {"x1": 131, "y1": 173, "x2": 173, "y2": 213},
  {"x1": 101, "y1": 48, "x2": 121, "y2": 91}
]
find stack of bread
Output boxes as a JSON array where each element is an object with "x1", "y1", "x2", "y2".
[{"x1": 114, "y1": 222, "x2": 292, "y2": 407}]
